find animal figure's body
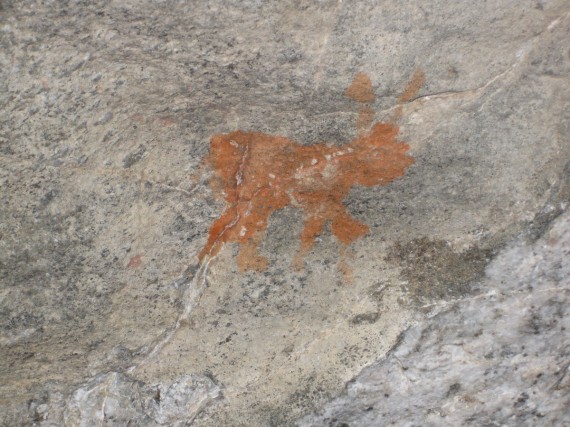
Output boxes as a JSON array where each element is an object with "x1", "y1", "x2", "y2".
[{"x1": 199, "y1": 121, "x2": 414, "y2": 270}]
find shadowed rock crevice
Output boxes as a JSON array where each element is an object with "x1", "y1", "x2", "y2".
[{"x1": 526, "y1": 160, "x2": 570, "y2": 242}]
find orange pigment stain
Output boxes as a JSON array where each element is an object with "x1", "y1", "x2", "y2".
[
  {"x1": 393, "y1": 68, "x2": 426, "y2": 122},
  {"x1": 345, "y1": 72, "x2": 376, "y2": 103},
  {"x1": 399, "y1": 68, "x2": 426, "y2": 103},
  {"x1": 127, "y1": 254, "x2": 142, "y2": 269},
  {"x1": 356, "y1": 105, "x2": 375, "y2": 135},
  {"x1": 345, "y1": 72, "x2": 377, "y2": 135},
  {"x1": 199, "y1": 71, "x2": 423, "y2": 271}
]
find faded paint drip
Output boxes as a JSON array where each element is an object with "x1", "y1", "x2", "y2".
[
  {"x1": 199, "y1": 71, "x2": 422, "y2": 271},
  {"x1": 356, "y1": 105, "x2": 375, "y2": 135}
]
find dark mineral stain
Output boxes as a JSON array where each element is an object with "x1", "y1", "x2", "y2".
[
  {"x1": 123, "y1": 144, "x2": 146, "y2": 168},
  {"x1": 350, "y1": 312, "x2": 380, "y2": 325},
  {"x1": 446, "y1": 382, "x2": 462, "y2": 397},
  {"x1": 200, "y1": 71, "x2": 423, "y2": 271},
  {"x1": 388, "y1": 237, "x2": 491, "y2": 302}
]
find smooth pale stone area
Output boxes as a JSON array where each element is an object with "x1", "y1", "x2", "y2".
[{"x1": 0, "y1": 0, "x2": 569, "y2": 426}]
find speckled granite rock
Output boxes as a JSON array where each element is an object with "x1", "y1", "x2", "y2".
[
  {"x1": 0, "y1": 0, "x2": 569, "y2": 426},
  {"x1": 62, "y1": 372, "x2": 221, "y2": 426},
  {"x1": 298, "y1": 208, "x2": 570, "y2": 427}
]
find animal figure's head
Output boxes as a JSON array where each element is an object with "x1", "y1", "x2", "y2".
[{"x1": 348, "y1": 122, "x2": 414, "y2": 188}]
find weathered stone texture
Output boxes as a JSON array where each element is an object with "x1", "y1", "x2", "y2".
[{"x1": 0, "y1": 0, "x2": 568, "y2": 425}]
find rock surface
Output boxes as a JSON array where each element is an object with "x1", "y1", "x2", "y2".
[
  {"x1": 299, "y1": 208, "x2": 570, "y2": 427},
  {"x1": 0, "y1": 0, "x2": 569, "y2": 426}
]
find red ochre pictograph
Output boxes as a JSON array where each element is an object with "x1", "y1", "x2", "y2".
[{"x1": 199, "y1": 70, "x2": 424, "y2": 271}]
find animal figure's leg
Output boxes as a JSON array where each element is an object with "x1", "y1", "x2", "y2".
[
  {"x1": 236, "y1": 230, "x2": 268, "y2": 271},
  {"x1": 337, "y1": 243, "x2": 357, "y2": 285},
  {"x1": 293, "y1": 214, "x2": 326, "y2": 270},
  {"x1": 199, "y1": 207, "x2": 239, "y2": 261},
  {"x1": 331, "y1": 207, "x2": 369, "y2": 245},
  {"x1": 234, "y1": 190, "x2": 282, "y2": 271},
  {"x1": 329, "y1": 206, "x2": 368, "y2": 284}
]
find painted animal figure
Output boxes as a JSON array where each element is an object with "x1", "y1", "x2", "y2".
[{"x1": 199, "y1": 71, "x2": 422, "y2": 271}]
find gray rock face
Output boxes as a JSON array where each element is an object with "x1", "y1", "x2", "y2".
[
  {"x1": 1, "y1": 0, "x2": 569, "y2": 426},
  {"x1": 24, "y1": 371, "x2": 221, "y2": 426},
  {"x1": 61, "y1": 373, "x2": 221, "y2": 427},
  {"x1": 299, "y1": 209, "x2": 570, "y2": 427}
]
